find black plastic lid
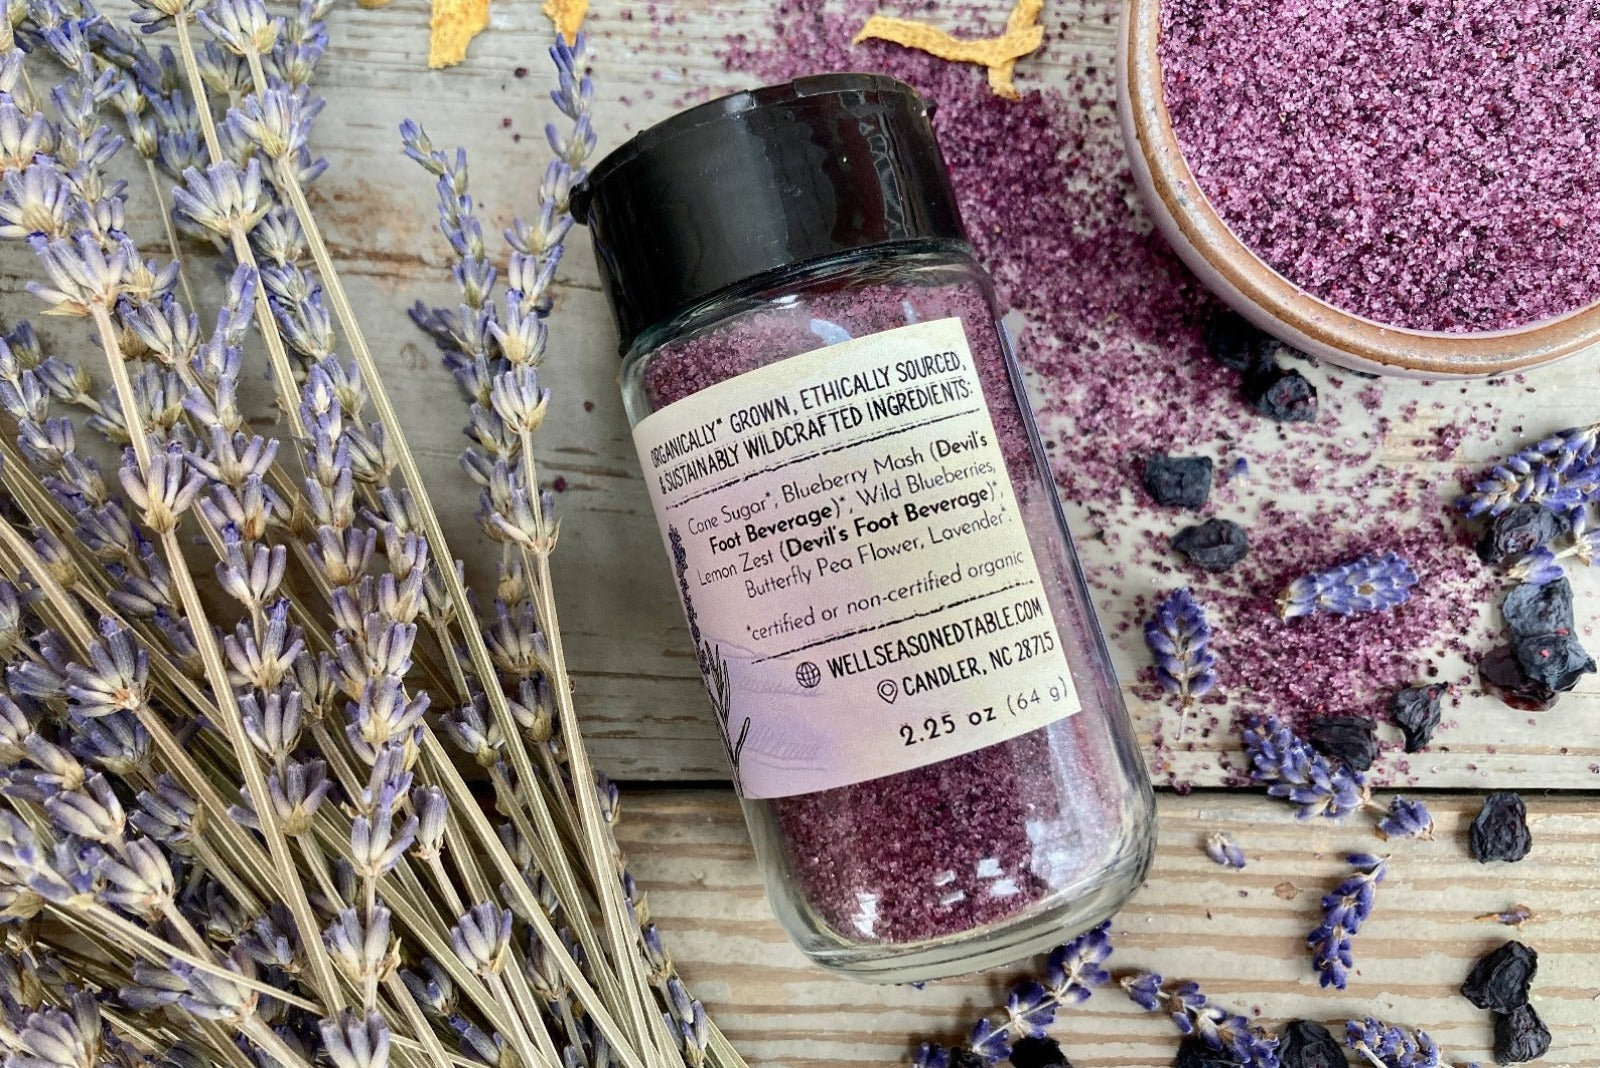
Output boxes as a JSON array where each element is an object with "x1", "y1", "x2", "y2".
[{"x1": 571, "y1": 73, "x2": 968, "y2": 353}]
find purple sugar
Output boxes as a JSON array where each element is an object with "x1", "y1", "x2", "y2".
[
  {"x1": 643, "y1": 279, "x2": 1127, "y2": 944},
  {"x1": 1159, "y1": 0, "x2": 1600, "y2": 333}
]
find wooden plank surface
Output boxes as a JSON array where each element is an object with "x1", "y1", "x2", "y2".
[
  {"x1": 4, "y1": 3, "x2": 1596, "y2": 782},
  {"x1": 287, "y1": 0, "x2": 1600, "y2": 787},
  {"x1": 616, "y1": 789, "x2": 1600, "y2": 1068}
]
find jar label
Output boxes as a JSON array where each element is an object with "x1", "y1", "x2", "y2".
[{"x1": 633, "y1": 317, "x2": 1079, "y2": 798}]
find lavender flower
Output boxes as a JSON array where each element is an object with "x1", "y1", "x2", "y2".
[
  {"x1": 1475, "y1": 904, "x2": 1534, "y2": 927},
  {"x1": 1345, "y1": 1018, "x2": 1443, "y2": 1068},
  {"x1": 1279, "y1": 552, "x2": 1418, "y2": 618},
  {"x1": 910, "y1": 923, "x2": 1112, "y2": 1068},
  {"x1": 1143, "y1": 588, "x2": 1217, "y2": 707},
  {"x1": 1204, "y1": 831, "x2": 1246, "y2": 870},
  {"x1": 1309, "y1": 853, "x2": 1387, "y2": 990},
  {"x1": 1241, "y1": 715, "x2": 1366, "y2": 820},
  {"x1": 1505, "y1": 545, "x2": 1564, "y2": 585},
  {"x1": 1376, "y1": 797, "x2": 1434, "y2": 841},
  {"x1": 322, "y1": 1010, "x2": 392, "y2": 1068},
  {"x1": 1506, "y1": 527, "x2": 1600, "y2": 581},
  {"x1": 1120, "y1": 972, "x2": 1280, "y2": 1068},
  {"x1": 1458, "y1": 422, "x2": 1600, "y2": 519},
  {"x1": 450, "y1": 902, "x2": 512, "y2": 977}
]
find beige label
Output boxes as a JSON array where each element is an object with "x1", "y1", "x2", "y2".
[{"x1": 635, "y1": 317, "x2": 1078, "y2": 799}]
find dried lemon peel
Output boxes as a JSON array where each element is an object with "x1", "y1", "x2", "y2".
[
  {"x1": 428, "y1": 0, "x2": 488, "y2": 68},
  {"x1": 543, "y1": 0, "x2": 587, "y2": 43},
  {"x1": 852, "y1": 0, "x2": 1045, "y2": 100}
]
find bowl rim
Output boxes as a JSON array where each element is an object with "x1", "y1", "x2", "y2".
[{"x1": 1118, "y1": 0, "x2": 1600, "y2": 379}]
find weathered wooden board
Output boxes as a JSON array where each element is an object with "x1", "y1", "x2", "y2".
[
  {"x1": 617, "y1": 789, "x2": 1600, "y2": 1068},
  {"x1": 3, "y1": 0, "x2": 1598, "y2": 786}
]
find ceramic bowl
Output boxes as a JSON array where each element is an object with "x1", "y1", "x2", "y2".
[{"x1": 1116, "y1": 0, "x2": 1600, "y2": 379}]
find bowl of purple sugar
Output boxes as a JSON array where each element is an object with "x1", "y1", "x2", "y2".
[{"x1": 1117, "y1": 0, "x2": 1600, "y2": 378}]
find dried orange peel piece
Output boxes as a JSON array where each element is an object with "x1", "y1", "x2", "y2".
[
  {"x1": 428, "y1": 0, "x2": 489, "y2": 68},
  {"x1": 853, "y1": 0, "x2": 1045, "y2": 100},
  {"x1": 543, "y1": 0, "x2": 588, "y2": 43}
]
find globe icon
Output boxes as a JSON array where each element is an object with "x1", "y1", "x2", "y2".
[{"x1": 794, "y1": 661, "x2": 821, "y2": 689}]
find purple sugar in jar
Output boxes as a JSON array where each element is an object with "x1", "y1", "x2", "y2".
[{"x1": 575, "y1": 74, "x2": 1155, "y2": 982}]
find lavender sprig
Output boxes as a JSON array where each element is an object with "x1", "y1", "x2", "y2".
[
  {"x1": 1120, "y1": 972, "x2": 1280, "y2": 1068},
  {"x1": 1144, "y1": 588, "x2": 1217, "y2": 708},
  {"x1": 0, "y1": 9, "x2": 751, "y2": 1068},
  {"x1": 1458, "y1": 422, "x2": 1600, "y2": 520},
  {"x1": 1506, "y1": 528, "x2": 1600, "y2": 582},
  {"x1": 1241, "y1": 716, "x2": 1434, "y2": 838},
  {"x1": 1278, "y1": 552, "x2": 1419, "y2": 619},
  {"x1": 1240, "y1": 715, "x2": 1366, "y2": 820},
  {"x1": 1204, "y1": 831, "x2": 1245, "y2": 870},
  {"x1": 1308, "y1": 853, "x2": 1386, "y2": 990},
  {"x1": 1345, "y1": 1017, "x2": 1443, "y2": 1068},
  {"x1": 1376, "y1": 797, "x2": 1434, "y2": 841},
  {"x1": 910, "y1": 923, "x2": 1112, "y2": 1068}
]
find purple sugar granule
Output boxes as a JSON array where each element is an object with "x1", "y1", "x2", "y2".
[
  {"x1": 643, "y1": 278, "x2": 1129, "y2": 944},
  {"x1": 1158, "y1": 0, "x2": 1600, "y2": 333}
]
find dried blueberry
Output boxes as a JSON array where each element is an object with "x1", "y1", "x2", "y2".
[
  {"x1": 1477, "y1": 504, "x2": 1571, "y2": 566},
  {"x1": 1144, "y1": 453, "x2": 1214, "y2": 509},
  {"x1": 1512, "y1": 632, "x2": 1596, "y2": 692},
  {"x1": 1243, "y1": 364, "x2": 1319, "y2": 423},
  {"x1": 1493, "y1": 1003, "x2": 1551, "y2": 1064},
  {"x1": 1479, "y1": 645, "x2": 1559, "y2": 712},
  {"x1": 1462, "y1": 941, "x2": 1538, "y2": 1013},
  {"x1": 1009, "y1": 1036, "x2": 1071, "y2": 1068},
  {"x1": 1204, "y1": 309, "x2": 1277, "y2": 373},
  {"x1": 1174, "y1": 1036, "x2": 1240, "y2": 1068},
  {"x1": 1172, "y1": 518, "x2": 1250, "y2": 573},
  {"x1": 1390, "y1": 684, "x2": 1445, "y2": 752},
  {"x1": 1471, "y1": 791, "x2": 1533, "y2": 863},
  {"x1": 1277, "y1": 1020, "x2": 1344, "y2": 1068},
  {"x1": 1502, "y1": 578, "x2": 1576, "y2": 640},
  {"x1": 1309, "y1": 716, "x2": 1378, "y2": 772}
]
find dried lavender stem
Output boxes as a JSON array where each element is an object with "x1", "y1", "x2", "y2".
[
  {"x1": 195, "y1": 1020, "x2": 264, "y2": 1068},
  {"x1": 158, "y1": 899, "x2": 218, "y2": 957},
  {"x1": 439, "y1": 809, "x2": 495, "y2": 905},
  {"x1": 295, "y1": 833, "x2": 341, "y2": 904},
  {"x1": 422, "y1": 852, "x2": 467, "y2": 916},
  {"x1": 417, "y1": 730, "x2": 649, "y2": 1068},
  {"x1": 188, "y1": 834, "x2": 265, "y2": 912},
  {"x1": 90, "y1": 304, "x2": 346, "y2": 1009},
  {"x1": 240, "y1": 1015, "x2": 321, "y2": 1068},
  {"x1": 56, "y1": 900, "x2": 319, "y2": 1010},
  {"x1": 518, "y1": 425, "x2": 674, "y2": 1059},
  {"x1": 485, "y1": 970, "x2": 562, "y2": 1068},
  {"x1": 260, "y1": 132, "x2": 638, "y2": 1032},
  {"x1": 385, "y1": 973, "x2": 464, "y2": 1068},
  {"x1": 278, "y1": 162, "x2": 656, "y2": 1064},
  {"x1": 502, "y1": 963, "x2": 575, "y2": 1067},
  {"x1": 144, "y1": 157, "x2": 199, "y2": 311},
  {"x1": 171, "y1": 15, "x2": 224, "y2": 160},
  {"x1": 0, "y1": 437, "x2": 106, "y2": 582}
]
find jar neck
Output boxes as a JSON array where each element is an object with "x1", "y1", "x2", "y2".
[{"x1": 621, "y1": 238, "x2": 978, "y2": 370}]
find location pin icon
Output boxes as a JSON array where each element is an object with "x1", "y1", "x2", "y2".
[{"x1": 876, "y1": 679, "x2": 899, "y2": 704}]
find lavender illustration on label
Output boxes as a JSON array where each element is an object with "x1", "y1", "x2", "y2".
[{"x1": 670, "y1": 524, "x2": 750, "y2": 788}]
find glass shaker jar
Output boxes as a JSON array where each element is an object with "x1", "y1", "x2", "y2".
[{"x1": 573, "y1": 74, "x2": 1155, "y2": 982}]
